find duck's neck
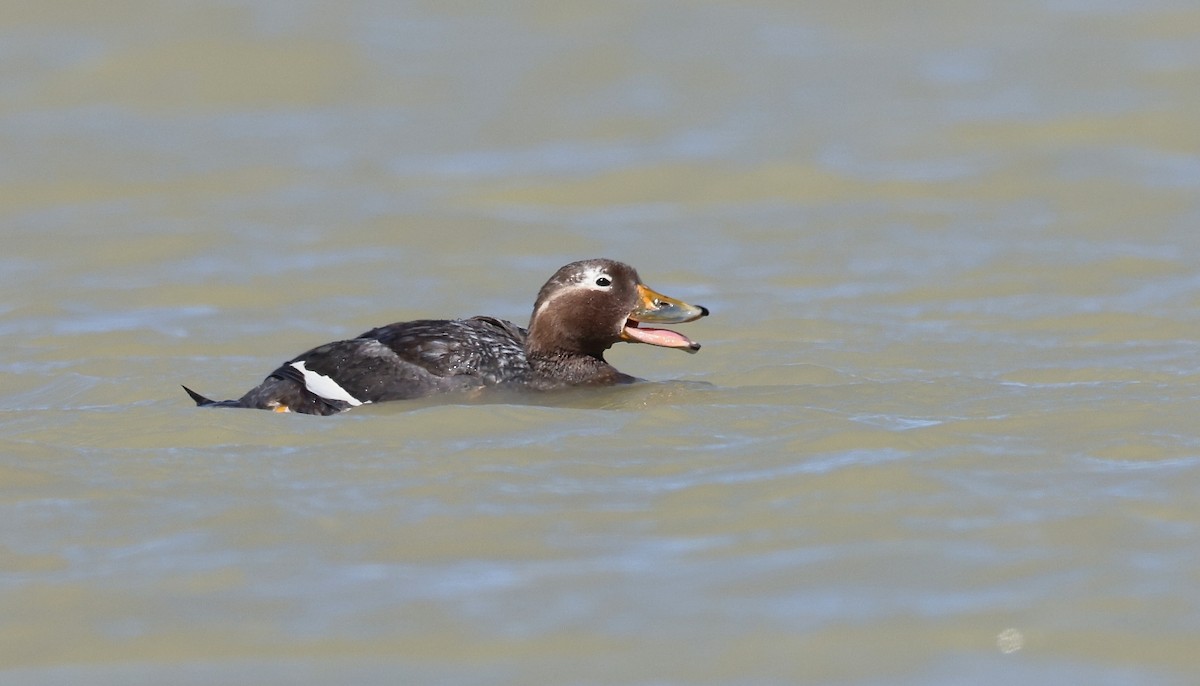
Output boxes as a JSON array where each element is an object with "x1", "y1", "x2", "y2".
[{"x1": 525, "y1": 349, "x2": 634, "y2": 388}]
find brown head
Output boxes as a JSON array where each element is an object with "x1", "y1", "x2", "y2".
[{"x1": 525, "y1": 258, "x2": 708, "y2": 359}]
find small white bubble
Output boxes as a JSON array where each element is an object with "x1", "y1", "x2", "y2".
[{"x1": 996, "y1": 628, "x2": 1024, "y2": 654}]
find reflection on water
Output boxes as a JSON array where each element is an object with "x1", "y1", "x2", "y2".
[{"x1": 3, "y1": 0, "x2": 1200, "y2": 684}]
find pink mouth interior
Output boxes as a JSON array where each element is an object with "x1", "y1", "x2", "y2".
[{"x1": 623, "y1": 320, "x2": 696, "y2": 349}]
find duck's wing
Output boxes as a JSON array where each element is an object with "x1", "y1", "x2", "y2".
[
  {"x1": 192, "y1": 318, "x2": 530, "y2": 414},
  {"x1": 353, "y1": 317, "x2": 529, "y2": 389},
  {"x1": 264, "y1": 317, "x2": 526, "y2": 404}
]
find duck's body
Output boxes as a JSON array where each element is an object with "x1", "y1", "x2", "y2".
[{"x1": 183, "y1": 259, "x2": 708, "y2": 415}]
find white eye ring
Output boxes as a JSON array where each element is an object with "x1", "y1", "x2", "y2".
[{"x1": 595, "y1": 276, "x2": 612, "y2": 287}]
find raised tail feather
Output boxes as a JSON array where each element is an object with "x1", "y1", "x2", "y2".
[{"x1": 182, "y1": 385, "x2": 245, "y2": 408}]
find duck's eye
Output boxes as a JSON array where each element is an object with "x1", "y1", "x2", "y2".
[{"x1": 595, "y1": 277, "x2": 612, "y2": 287}]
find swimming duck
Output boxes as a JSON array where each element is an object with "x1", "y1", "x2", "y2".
[{"x1": 183, "y1": 258, "x2": 708, "y2": 415}]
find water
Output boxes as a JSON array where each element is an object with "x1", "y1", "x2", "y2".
[{"x1": 3, "y1": 1, "x2": 1200, "y2": 684}]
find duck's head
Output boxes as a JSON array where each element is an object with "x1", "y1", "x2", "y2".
[{"x1": 526, "y1": 258, "x2": 709, "y2": 359}]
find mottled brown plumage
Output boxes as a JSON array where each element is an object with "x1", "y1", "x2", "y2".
[{"x1": 184, "y1": 258, "x2": 708, "y2": 415}]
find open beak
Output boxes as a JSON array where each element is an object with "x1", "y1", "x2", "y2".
[{"x1": 620, "y1": 283, "x2": 709, "y2": 353}]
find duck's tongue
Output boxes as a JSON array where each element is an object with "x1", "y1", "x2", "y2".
[{"x1": 622, "y1": 321, "x2": 701, "y2": 353}]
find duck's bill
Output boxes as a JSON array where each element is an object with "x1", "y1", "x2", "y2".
[{"x1": 622, "y1": 283, "x2": 709, "y2": 353}]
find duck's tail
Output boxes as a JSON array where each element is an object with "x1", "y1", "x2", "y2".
[{"x1": 181, "y1": 385, "x2": 246, "y2": 408}]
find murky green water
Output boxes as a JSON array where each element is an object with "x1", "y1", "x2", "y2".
[{"x1": 3, "y1": 1, "x2": 1200, "y2": 684}]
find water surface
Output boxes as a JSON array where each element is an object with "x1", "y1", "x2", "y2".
[{"x1": 3, "y1": 1, "x2": 1200, "y2": 684}]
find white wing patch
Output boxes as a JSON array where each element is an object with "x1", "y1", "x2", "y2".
[{"x1": 290, "y1": 361, "x2": 367, "y2": 406}]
